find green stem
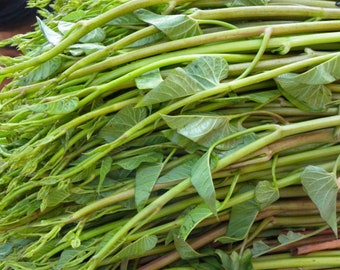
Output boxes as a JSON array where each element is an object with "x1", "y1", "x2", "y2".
[
  {"x1": 191, "y1": 5, "x2": 340, "y2": 20},
  {"x1": 253, "y1": 256, "x2": 340, "y2": 269},
  {"x1": 0, "y1": 0, "x2": 193, "y2": 76},
  {"x1": 84, "y1": 178, "x2": 192, "y2": 269},
  {"x1": 68, "y1": 21, "x2": 340, "y2": 79}
]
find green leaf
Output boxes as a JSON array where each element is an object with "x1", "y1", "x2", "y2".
[
  {"x1": 301, "y1": 165, "x2": 339, "y2": 237},
  {"x1": 61, "y1": 10, "x2": 88, "y2": 22},
  {"x1": 134, "y1": 9, "x2": 202, "y2": 40},
  {"x1": 255, "y1": 180, "x2": 279, "y2": 209},
  {"x1": 114, "y1": 151, "x2": 163, "y2": 171},
  {"x1": 138, "y1": 56, "x2": 228, "y2": 106},
  {"x1": 275, "y1": 55, "x2": 340, "y2": 112},
  {"x1": 128, "y1": 32, "x2": 164, "y2": 48},
  {"x1": 55, "y1": 249, "x2": 79, "y2": 270},
  {"x1": 276, "y1": 75, "x2": 332, "y2": 112},
  {"x1": 99, "y1": 105, "x2": 147, "y2": 143},
  {"x1": 58, "y1": 21, "x2": 106, "y2": 43},
  {"x1": 108, "y1": 13, "x2": 144, "y2": 26},
  {"x1": 179, "y1": 201, "x2": 220, "y2": 240},
  {"x1": 162, "y1": 129, "x2": 204, "y2": 153},
  {"x1": 20, "y1": 56, "x2": 62, "y2": 85},
  {"x1": 0, "y1": 243, "x2": 12, "y2": 259},
  {"x1": 28, "y1": 97, "x2": 79, "y2": 115},
  {"x1": 191, "y1": 152, "x2": 217, "y2": 215},
  {"x1": 217, "y1": 250, "x2": 253, "y2": 270},
  {"x1": 218, "y1": 185, "x2": 259, "y2": 243},
  {"x1": 162, "y1": 115, "x2": 256, "y2": 151},
  {"x1": 252, "y1": 241, "x2": 271, "y2": 257},
  {"x1": 111, "y1": 235, "x2": 158, "y2": 262},
  {"x1": 173, "y1": 233, "x2": 203, "y2": 260},
  {"x1": 37, "y1": 17, "x2": 62, "y2": 45},
  {"x1": 157, "y1": 154, "x2": 200, "y2": 183},
  {"x1": 68, "y1": 43, "x2": 106, "y2": 56},
  {"x1": 278, "y1": 231, "x2": 304, "y2": 245},
  {"x1": 135, "y1": 159, "x2": 163, "y2": 211},
  {"x1": 41, "y1": 187, "x2": 70, "y2": 211},
  {"x1": 97, "y1": 157, "x2": 113, "y2": 193},
  {"x1": 135, "y1": 69, "x2": 163, "y2": 90}
]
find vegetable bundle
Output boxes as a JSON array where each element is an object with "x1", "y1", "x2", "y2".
[{"x1": 1, "y1": 0, "x2": 340, "y2": 269}]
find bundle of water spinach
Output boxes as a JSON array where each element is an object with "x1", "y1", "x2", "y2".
[{"x1": 1, "y1": 0, "x2": 340, "y2": 269}]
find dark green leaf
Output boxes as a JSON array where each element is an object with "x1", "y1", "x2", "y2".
[
  {"x1": 111, "y1": 235, "x2": 158, "y2": 262},
  {"x1": 173, "y1": 233, "x2": 204, "y2": 260},
  {"x1": 114, "y1": 151, "x2": 163, "y2": 171},
  {"x1": 0, "y1": 243, "x2": 12, "y2": 259},
  {"x1": 138, "y1": 56, "x2": 228, "y2": 106},
  {"x1": 28, "y1": 97, "x2": 79, "y2": 115},
  {"x1": 255, "y1": 180, "x2": 279, "y2": 209},
  {"x1": 99, "y1": 105, "x2": 147, "y2": 143},
  {"x1": 134, "y1": 9, "x2": 202, "y2": 40},
  {"x1": 191, "y1": 152, "x2": 217, "y2": 215},
  {"x1": 135, "y1": 160, "x2": 163, "y2": 211},
  {"x1": 218, "y1": 185, "x2": 259, "y2": 243},
  {"x1": 179, "y1": 201, "x2": 220, "y2": 240},
  {"x1": 97, "y1": 157, "x2": 113, "y2": 193},
  {"x1": 162, "y1": 129, "x2": 204, "y2": 153},
  {"x1": 301, "y1": 165, "x2": 339, "y2": 236},
  {"x1": 157, "y1": 154, "x2": 200, "y2": 183},
  {"x1": 55, "y1": 249, "x2": 79, "y2": 270}
]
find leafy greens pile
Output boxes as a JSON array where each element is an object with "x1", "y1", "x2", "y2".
[{"x1": 1, "y1": 0, "x2": 340, "y2": 269}]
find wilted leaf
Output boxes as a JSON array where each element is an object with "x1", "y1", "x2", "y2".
[
  {"x1": 134, "y1": 9, "x2": 202, "y2": 40},
  {"x1": 301, "y1": 165, "x2": 339, "y2": 236}
]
